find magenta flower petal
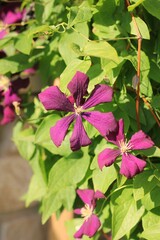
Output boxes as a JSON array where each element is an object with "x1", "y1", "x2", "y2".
[
  {"x1": 98, "y1": 148, "x2": 120, "y2": 170},
  {"x1": 4, "y1": 11, "x2": 24, "y2": 24},
  {"x1": 74, "y1": 214, "x2": 101, "y2": 238},
  {"x1": 120, "y1": 153, "x2": 146, "y2": 178},
  {"x1": 77, "y1": 189, "x2": 95, "y2": 206},
  {"x1": 94, "y1": 190, "x2": 105, "y2": 200},
  {"x1": 3, "y1": 89, "x2": 20, "y2": 106},
  {"x1": 50, "y1": 114, "x2": 75, "y2": 147},
  {"x1": 0, "y1": 106, "x2": 15, "y2": 125},
  {"x1": 82, "y1": 111, "x2": 117, "y2": 136},
  {"x1": 67, "y1": 71, "x2": 89, "y2": 106},
  {"x1": 38, "y1": 86, "x2": 74, "y2": 112},
  {"x1": 0, "y1": 29, "x2": 7, "y2": 39},
  {"x1": 74, "y1": 208, "x2": 82, "y2": 215},
  {"x1": 129, "y1": 130, "x2": 154, "y2": 150},
  {"x1": 70, "y1": 115, "x2": 91, "y2": 151},
  {"x1": 83, "y1": 84, "x2": 113, "y2": 110},
  {"x1": 106, "y1": 118, "x2": 125, "y2": 145}
]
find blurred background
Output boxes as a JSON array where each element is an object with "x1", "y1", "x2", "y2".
[{"x1": 0, "y1": 123, "x2": 73, "y2": 240}]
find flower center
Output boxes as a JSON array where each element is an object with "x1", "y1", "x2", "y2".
[
  {"x1": 74, "y1": 105, "x2": 83, "y2": 115},
  {"x1": 118, "y1": 139, "x2": 132, "y2": 154},
  {"x1": 81, "y1": 204, "x2": 93, "y2": 221},
  {"x1": 0, "y1": 75, "x2": 10, "y2": 91}
]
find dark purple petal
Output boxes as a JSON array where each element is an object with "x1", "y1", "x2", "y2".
[
  {"x1": 129, "y1": 130, "x2": 154, "y2": 150},
  {"x1": 77, "y1": 189, "x2": 95, "y2": 206},
  {"x1": 3, "y1": 89, "x2": 20, "y2": 106},
  {"x1": 11, "y1": 78, "x2": 30, "y2": 92},
  {"x1": 98, "y1": 148, "x2": 120, "y2": 170},
  {"x1": 74, "y1": 214, "x2": 101, "y2": 238},
  {"x1": 50, "y1": 114, "x2": 75, "y2": 147},
  {"x1": 82, "y1": 111, "x2": 117, "y2": 136},
  {"x1": 70, "y1": 115, "x2": 91, "y2": 151},
  {"x1": 106, "y1": 119, "x2": 125, "y2": 145},
  {"x1": 94, "y1": 190, "x2": 105, "y2": 200},
  {"x1": 83, "y1": 84, "x2": 113, "y2": 109},
  {"x1": 39, "y1": 86, "x2": 74, "y2": 112},
  {"x1": 67, "y1": 71, "x2": 89, "y2": 107},
  {"x1": 0, "y1": 106, "x2": 15, "y2": 125},
  {"x1": 74, "y1": 208, "x2": 82, "y2": 215},
  {"x1": 120, "y1": 153, "x2": 146, "y2": 178}
]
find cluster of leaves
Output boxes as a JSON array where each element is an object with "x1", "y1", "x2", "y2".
[{"x1": 1, "y1": 0, "x2": 160, "y2": 239}]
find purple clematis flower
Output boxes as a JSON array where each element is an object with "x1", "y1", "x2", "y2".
[
  {"x1": 38, "y1": 71, "x2": 117, "y2": 151},
  {"x1": 0, "y1": 3, "x2": 25, "y2": 39},
  {"x1": 0, "y1": 75, "x2": 29, "y2": 125},
  {"x1": 74, "y1": 189, "x2": 105, "y2": 239},
  {"x1": 98, "y1": 119, "x2": 154, "y2": 178}
]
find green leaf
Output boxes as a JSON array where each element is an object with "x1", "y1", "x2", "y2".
[
  {"x1": 15, "y1": 34, "x2": 33, "y2": 55},
  {"x1": 25, "y1": 174, "x2": 47, "y2": 206},
  {"x1": 141, "y1": 207, "x2": 160, "y2": 239},
  {"x1": 112, "y1": 198, "x2": 145, "y2": 240},
  {"x1": 143, "y1": 0, "x2": 160, "y2": 20},
  {"x1": 137, "y1": 146, "x2": 160, "y2": 157},
  {"x1": 35, "y1": 0, "x2": 55, "y2": 23},
  {"x1": 35, "y1": 114, "x2": 72, "y2": 157},
  {"x1": 92, "y1": 165, "x2": 117, "y2": 193},
  {"x1": 24, "y1": 151, "x2": 47, "y2": 206},
  {"x1": 81, "y1": 41, "x2": 119, "y2": 63},
  {"x1": 141, "y1": 224, "x2": 160, "y2": 240},
  {"x1": 67, "y1": 2, "x2": 92, "y2": 27},
  {"x1": 142, "y1": 186, "x2": 160, "y2": 210},
  {"x1": 0, "y1": 54, "x2": 30, "y2": 74},
  {"x1": 133, "y1": 170, "x2": 158, "y2": 201},
  {"x1": 42, "y1": 150, "x2": 90, "y2": 222},
  {"x1": 130, "y1": 17, "x2": 150, "y2": 39},
  {"x1": 13, "y1": 122, "x2": 36, "y2": 161},
  {"x1": 128, "y1": 0, "x2": 144, "y2": 11},
  {"x1": 59, "y1": 22, "x2": 89, "y2": 64},
  {"x1": 60, "y1": 58, "x2": 91, "y2": 93}
]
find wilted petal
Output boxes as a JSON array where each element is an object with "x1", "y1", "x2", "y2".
[
  {"x1": 120, "y1": 153, "x2": 146, "y2": 178},
  {"x1": 77, "y1": 189, "x2": 95, "y2": 206},
  {"x1": 129, "y1": 130, "x2": 154, "y2": 150},
  {"x1": 98, "y1": 148, "x2": 120, "y2": 170},
  {"x1": 50, "y1": 114, "x2": 75, "y2": 147},
  {"x1": 70, "y1": 115, "x2": 91, "y2": 151},
  {"x1": 74, "y1": 214, "x2": 101, "y2": 238},
  {"x1": 82, "y1": 111, "x2": 117, "y2": 136},
  {"x1": 11, "y1": 78, "x2": 30, "y2": 92},
  {"x1": 67, "y1": 71, "x2": 89, "y2": 106},
  {"x1": 83, "y1": 84, "x2": 113, "y2": 109},
  {"x1": 39, "y1": 86, "x2": 74, "y2": 112},
  {"x1": 0, "y1": 106, "x2": 15, "y2": 125}
]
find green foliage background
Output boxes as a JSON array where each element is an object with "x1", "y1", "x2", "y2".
[{"x1": 1, "y1": 0, "x2": 160, "y2": 239}]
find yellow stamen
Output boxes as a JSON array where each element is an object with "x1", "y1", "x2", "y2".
[
  {"x1": 75, "y1": 106, "x2": 83, "y2": 115},
  {"x1": 0, "y1": 75, "x2": 10, "y2": 91},
  {"x1": 81, "y1": 204, "x2": 93, "y2": 221},
  {"x1": 118, "y1": 139, "x2": 132, "y2": 154},
  {"x1": 13, "y1": 101, "x2": 21, "y2": 116}
]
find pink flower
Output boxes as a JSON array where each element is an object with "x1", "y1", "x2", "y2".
[
  {"x1": 74, "y1": 189, "x2": 105, "y2": 239},
  {"x1": 0, "y1": 75, "x2": 29, "y2": 125},
  {"x1": 98, "y1": 119, "x2": 154, "y2": 178},
  {"x1": 0, "y1": 3, "x2": 25, "y2": 39},
  {"x1": 39, "y1": 71, "x2": 117, "y2": 151}
]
